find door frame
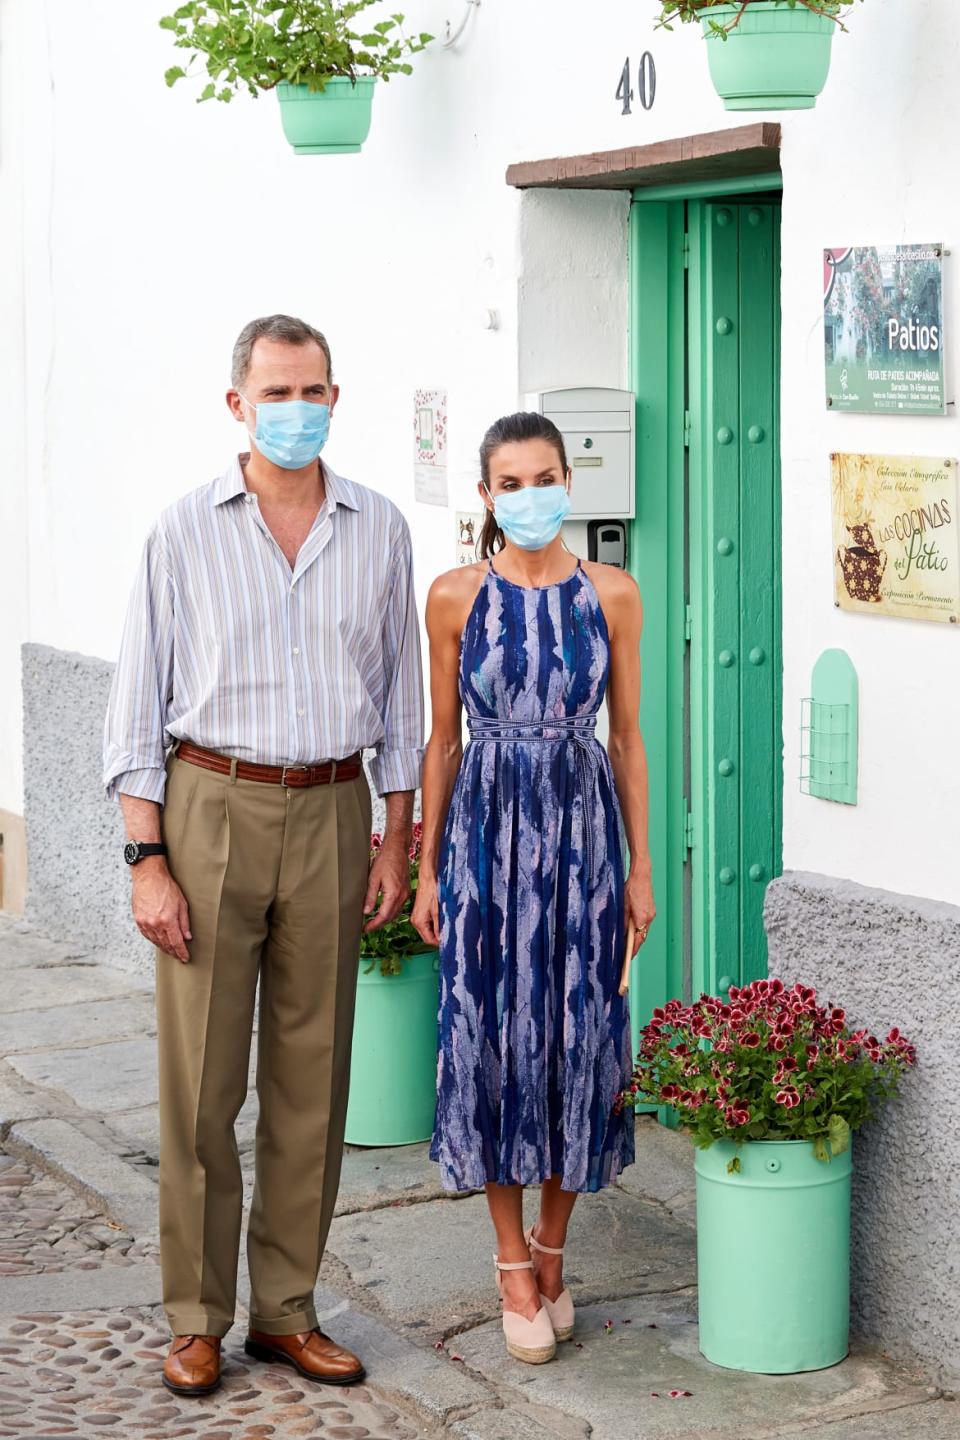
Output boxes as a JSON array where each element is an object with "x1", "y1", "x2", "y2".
[{"x1": 626, "y1": 175, "x2": 783, "y2": 1069}]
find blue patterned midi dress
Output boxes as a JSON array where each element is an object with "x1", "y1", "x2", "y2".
[{"x1": 430, "y1": 559, "x2": 635, "y2": 1193}]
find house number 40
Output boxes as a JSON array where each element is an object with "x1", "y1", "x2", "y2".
[{"x1": 616, "y1": 53, "x2": 656, "y2": 114}]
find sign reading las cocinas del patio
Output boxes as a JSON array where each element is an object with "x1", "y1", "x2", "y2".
[
  {"x1": 824, "y1": 245, "x2": 946, "y2": 414},
  {"x1": 832, "y1": 453, "x2": 960, "y2": 624}
]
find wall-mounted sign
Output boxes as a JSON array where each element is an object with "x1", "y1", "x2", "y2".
[
  {"x1": 832, "y1": 452, "x2": 960, "y2": 624},
  {"x1": 824, "y1": 245, "x2": 946, "y2": 414},
  {"x1": 414, "y1": 388, "x2": 448, "y2": 506}
]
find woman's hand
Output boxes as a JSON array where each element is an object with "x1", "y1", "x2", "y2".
[
  {"x1": 412, "y1": 868, "x2": 441, "y2": 948},
  {"x1": 625, "y1": 866, "x2": 656, "y2": 958}
]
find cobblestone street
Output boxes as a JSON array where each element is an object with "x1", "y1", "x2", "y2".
[
  {"x1": 0, "y1": 1150, "x2": 421, "y2": 1440},
  {"x1": 0, "y1": 1151, "x2": 157, "y2": 1279}
]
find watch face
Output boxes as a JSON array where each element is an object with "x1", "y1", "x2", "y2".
[{"x1": 123, "y1": 842, "x2": 139, "y2": 865}]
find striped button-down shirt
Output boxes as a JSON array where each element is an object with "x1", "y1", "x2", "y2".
[{"x1": 103, "y1": 455, "x2": 424, "y2": 804}]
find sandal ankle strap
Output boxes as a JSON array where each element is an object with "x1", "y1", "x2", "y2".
[
  {"x1": 494, "y1": 1255, "x2": 535, "y2": 1271},
  {"x1": 527, "y1": 1229, "x2": 564, "y2": 1257}
]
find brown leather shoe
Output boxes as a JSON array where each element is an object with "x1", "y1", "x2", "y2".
[
  {"x1": 162, "y1": 1334, "x2": 222, "y2": 1396},
  {"x1": 244, "y1": 1327, "x2": 365, "y2": 1385}
]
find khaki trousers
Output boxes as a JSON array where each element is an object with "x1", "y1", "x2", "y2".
[{"x1": 157, "y1": 752, "x2": 371, "y2": 1338}]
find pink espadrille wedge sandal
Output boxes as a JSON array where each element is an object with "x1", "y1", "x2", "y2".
[
  {"x1": 494, "y1": 1255, "x2": 557, "y2": 1364},
  {"x1": 525, "y1": 1228, "x2": 575, "y2": 1341}
]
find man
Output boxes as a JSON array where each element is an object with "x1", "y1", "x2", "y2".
[{"x1": 103, "y1": 314, "x2": 424, "y2": 1396}]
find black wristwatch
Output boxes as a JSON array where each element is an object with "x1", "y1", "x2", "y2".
[{"x1": 123, "y1": 841, "x2": 168, "y2": 866}]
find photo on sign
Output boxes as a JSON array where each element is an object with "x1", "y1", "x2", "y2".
[
  {"x1": 824, "y1": 245, "x2": 946, "y2": 415},
  {"x1": 455, "y1": 510, "x2": 484, "y2": 567},
  {"x1": 831, "y1": 452, "x2": 959, "y2": 624}
]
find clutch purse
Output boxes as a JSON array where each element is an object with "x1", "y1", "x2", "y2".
[{"x1": 618, "y1": 920, "x2": 636, "y2": 997}]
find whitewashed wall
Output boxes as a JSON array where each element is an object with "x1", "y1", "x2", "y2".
[{"x1": 2, "y1": 0, "x2": 959, "y2": 906}]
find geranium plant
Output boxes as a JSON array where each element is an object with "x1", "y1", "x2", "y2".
[
  {"x1": 624, "y1": 978, "x2": 915, "y2": 1170},
  {"x1": 655, "y1": 0, "x2": 861, "y2": 37},
  {"x1": 160, "y1": 0, "x2": 432, "y2": 102},
  {"x1": 362, "y1": 821, "x2": 436, "y2": 977}
]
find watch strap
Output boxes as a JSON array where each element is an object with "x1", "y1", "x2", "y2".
[{"x1": 124, "y1": 841, "x2": 168, "y2": 865}]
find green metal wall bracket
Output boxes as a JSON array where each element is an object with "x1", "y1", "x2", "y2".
[{"x1": 800, "y1": 649, "x2": 858, "y2": 805}]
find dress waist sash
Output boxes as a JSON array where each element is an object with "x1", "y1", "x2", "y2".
[{"x1": 465, "y1": 715, "x2": 602, "y2": 876}]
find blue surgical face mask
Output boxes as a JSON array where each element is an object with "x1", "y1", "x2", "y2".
[
  {"x1": 241, "y1": 394, "x2": 330, "y2": 470},
  {"x1": 484, "y1": 482, "x2": 572, "y2": 551}
]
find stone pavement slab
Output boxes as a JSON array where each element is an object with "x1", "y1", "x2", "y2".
[
  {"x1": 0, "y1": 1258, "x2": 163, "y2": 1313},
  {"x1": 0, "y1": 1061, "x2": 62, "y2": 1126},
  {"x1": 8, "y1": 1118, "x2": 159, "y2": 1239},
  {"x1": 450, "y1": 1402, "x2": 590, "y2": 1440},
  {"x1": 802, "y1": 1401, "x2": 959, "y2": 1438},
  {"x1": 622, "y1": 1115, "x2": 697, "y2": 1227},
  {"x1": 8, "y1": 1038, "x2": 160, "y2": 1114},
  {"x1": 326, "y1": 1185, "x2": 697, "y2": 1341},
  {"x1": 110, "y1": 1089, "x2": 260, "y2": 1163},
  {"x1": 9, "y1": 1035, "x2": 258, "y2": 1117},
  {"x1": 0, "y1": 959, "x2": 149, "y2": 1011},
  {"x1": 0, "y1": 922, "x2": 95, "y2": 969},
  {"x1": 336, "y1": 1141, "x2": 449, "y2": 1216},
  {"x1": 449, "y1": 1290, "x2": 937, "y2": 1440},
  {"x1": 0, "y1": 993, "x2": 156, "y2": 1054}
]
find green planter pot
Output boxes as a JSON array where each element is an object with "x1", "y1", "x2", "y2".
[
  {"x1": 344, "y1": 949, "x2": 440, "y2": 1146},
  {"x1": 701, "y1": 3, "x2": 837, "y2": 111},
  {"x1": 276, "y1": 77, "x2": 376, "y2": 155},
  {"x1": 695, "y1": 1138, "x2": 851, "y2": 1373}
]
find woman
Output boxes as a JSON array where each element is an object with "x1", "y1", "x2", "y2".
[{"x1": 411, "y1": 412, "x2": 655, "y2": 1365}]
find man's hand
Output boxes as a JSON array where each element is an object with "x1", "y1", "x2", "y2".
[
  {"x1": 363, "y1": 838, "x2": 411, "y2": 934},
  {"x1": 132, "y1": 860, "x2": 193, "y2": 963}
]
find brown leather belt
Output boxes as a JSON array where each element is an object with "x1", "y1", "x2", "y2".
[{"x1": 176, "y1": 741, "x2": 363, "y2": 788}]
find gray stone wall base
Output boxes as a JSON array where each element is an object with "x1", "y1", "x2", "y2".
[
  {"x1": 21, "y1": 643, "x2": 389, "y2": 976},
  {"x1": 765, "y1": 870, "x2": 960, "y2": 1388}
]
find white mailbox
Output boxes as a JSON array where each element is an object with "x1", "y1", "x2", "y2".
[{"x1": 524, "y1": 387, "x2": 635, "y2": 520}]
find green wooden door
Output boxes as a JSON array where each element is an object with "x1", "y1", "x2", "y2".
[{"x1": 628, "y1": 193, "x2": 782, "y2": 1050}]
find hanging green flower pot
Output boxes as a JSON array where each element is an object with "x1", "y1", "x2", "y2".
[
  {"x1": 696, "y1": 1138, "x2": 852, "y2": 1372},
  {"x1": 277, "y1": 78, "x2": 375, "y2": 155},
  {"x1": 160, "y1": 1, "x2": 432, "y2": 156},
  {"x1": 345, "y1": 948, "x2": 440, "y2": 1146},
  {"x1": 700, "y1": 2, "x2": 838, "y2": 111}
]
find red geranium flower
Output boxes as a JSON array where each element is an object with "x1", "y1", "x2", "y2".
[{"x1": 774, "y1": 1087, "x2": 801, "y2": 1109}]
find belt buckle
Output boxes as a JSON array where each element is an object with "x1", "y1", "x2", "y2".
[{"x1": 281, "y1": 763, "x2": 310, "y2": 787}]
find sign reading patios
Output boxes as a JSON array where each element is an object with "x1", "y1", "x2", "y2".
[
  {"x1": 832, "y1": 452, "x2": 960, "y2": 624},
  {"x1": 824, "y1": 245, "x2": 946, "y2": 414}
]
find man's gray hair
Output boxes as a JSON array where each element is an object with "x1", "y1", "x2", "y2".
[{"x1": 231, "y1": 314, "x2": 334, "y2": 390}]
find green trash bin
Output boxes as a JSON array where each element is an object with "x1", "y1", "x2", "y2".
[
  {"x1": 695, "y1": 1138, "x2": 851, "y2": 1373},
  {"x1": 345, "y1": 949, "x2": 440, "y2": 1147}
]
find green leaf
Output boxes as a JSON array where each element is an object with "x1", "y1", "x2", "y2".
[
  {"x1": 159, "y1": 0, "x2": 430, "y2": 98},
  {"x1": 164, "y1": 65, "x2": 187, "y2": 85},
  {"x1": 812, "y1": 1134, "x2": 830, "y2": 1163},
  {"x1": 828, "y1": 1114, "x2": 851, "y2": 1157},
  {"x1": 726, "y1": 1154, "x2": 741, "y2": 1174}
]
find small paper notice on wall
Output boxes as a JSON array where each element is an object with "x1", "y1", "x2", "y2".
[
  {"x1": 414, "y1": 388, "x2": 448, "y2": 507},
  {"x1": 456, "y1": 511, "x2": 484, "y2": 567}
]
